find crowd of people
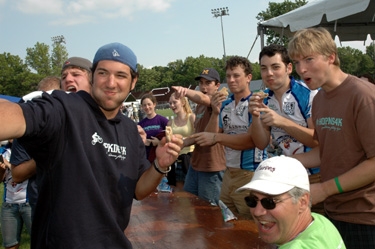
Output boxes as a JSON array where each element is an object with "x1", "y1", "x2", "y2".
[
  {"x1": 121, "y1": 102, "x2": 141, "y2": 122},
  {"x1": 1, "y1": 26, "x2": 375, "y2": 248},
  {"x1": 0, "y1": 43, "x2": 182, "y2": 248}
]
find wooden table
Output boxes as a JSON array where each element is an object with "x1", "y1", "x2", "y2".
[{"x1": 126, "y1": 187, "x2": 274, "y2": 249}]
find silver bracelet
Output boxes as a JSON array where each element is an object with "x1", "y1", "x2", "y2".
[{"x1": 153, "y1": 158, "x2": 171, "y2": 174}]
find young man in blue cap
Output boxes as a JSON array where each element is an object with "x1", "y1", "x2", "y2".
[{"x1": 0, "y1": 42, "x2": 182, "y2": 248}]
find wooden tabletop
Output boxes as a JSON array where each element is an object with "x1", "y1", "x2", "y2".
[{"x1": 126, "y1": 187, "x2": 274, "y2": 249}]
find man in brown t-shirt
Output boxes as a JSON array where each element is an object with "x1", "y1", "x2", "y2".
[
  {"x1": 290, "y1": 27, "x2": 375, "y2": 248},
  {"x1": 172, "y1": 68, "x2": 226, "y2": 205}
]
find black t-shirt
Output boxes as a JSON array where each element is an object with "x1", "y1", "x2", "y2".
[
  {"x1": 19, "y1": 90, "x2": 150, "y2": 249},
  {"x1": 10, "y1": 139, "x2": 39, "y2": 216}
]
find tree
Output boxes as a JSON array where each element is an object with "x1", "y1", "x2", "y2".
[
  {"x1": 338, "y1": 46, "x2": 374, "y2": 76},
  {"x1": 157, "y1": 66, "x2": 175, "y2": 88},
  {"x1": 133, "y1": 55, "x2": 261, "y2": 93},
  {"x1": 365, "y1": 42, "x2": 375, "y2": 76},
  {"x1": 0, "y1": 40, "x2": 69, "y2": 97},
  {"x1": 25, "y1": 42, "x2": 51, "y2": 76},
  {"x1": 0, "y1": 53, "x2": 39, "y2": 96},
  {"x1": 256, "y1": 0, "x2": 307, "y2": 46},
  {"x1": 167, "y1": 55, "x2": 227, "y2": 87},
  {"x1": 137, "y1": 65, "x2": 163, "y2": 92},
  {"x1": 25, "y1": 41, "x2": 69, "y2": 77},
  {"x1": 51, "y1": 42, "x2": 69, "y2": 76},
  {"x1": 366, "y1": 42, "x2": 375, "y2": 63},
  {"x1": 179, "y1": 56, "x2": 215, "y2": 87},
  {"x1": 251, "y1": 62, "x2": 261, "y2": 80}
]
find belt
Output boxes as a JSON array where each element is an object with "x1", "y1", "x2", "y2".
[
  {"x1": 3, "y1": 202, "x2": 29, "y2": 207},
  {"x1": 226, "y1": 167, "x2": 243, "y2": 172}
]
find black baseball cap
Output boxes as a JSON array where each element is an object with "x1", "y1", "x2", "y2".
[
  {"x1": 61, "y1": 57, "x2": 92, "y2": 73},
  {"x1": 194, "y1": 68, "x2": 220, "y2": 82}
]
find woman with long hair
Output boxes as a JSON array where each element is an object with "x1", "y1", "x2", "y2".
[{"x1": 166, "y1": 93, "x2": 195, "y2": 186}]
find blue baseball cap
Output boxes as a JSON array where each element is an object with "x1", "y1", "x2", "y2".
[{"x1": 93, "y1": 42, "x2": 137, "y2": 72}]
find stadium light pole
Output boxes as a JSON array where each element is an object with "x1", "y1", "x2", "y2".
[
  {"x1": 211, "y1": 7, "x2": 229, "y2": 61},
  {"x1": 51, "y1": 35, "x2": 66, "y2": 44},
  {"x1": 51, "y1": 35, "x2": 66, "y2": 73}
]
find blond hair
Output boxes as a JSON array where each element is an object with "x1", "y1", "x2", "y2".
[
  {"x1": 37, "y1": 76, "x2": 61, "y2": 91},
  {"x1": 288, "y1": 27, "x2": 340, "y2": 67},
  {"x1": 170, "y1": 92, "x2": 193, "y2": 115}
]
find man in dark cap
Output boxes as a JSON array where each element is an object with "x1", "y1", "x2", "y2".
[
  {"x1": 172, "y1": 68, "x2": 226, "y2": 205},
  {"x1": 11, "y1": 58, "x2": 92, "y2": 219},
  {"x1": 191, "y1": 56, "x2": 267, "y2": 219},
  {"x1": 61, "y1": 56, "x2": 92, "y2": 93},
  {"x1": 0, "y1": 42, "x2": 182, "y2": 248}
]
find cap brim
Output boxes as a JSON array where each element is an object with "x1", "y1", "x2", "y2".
[
  {"x1": 236, "y1": 179, "x2": 294, "y2": 195},
  {"x1": 195, "y1": 75, "x2": 216, "y2": 81}
]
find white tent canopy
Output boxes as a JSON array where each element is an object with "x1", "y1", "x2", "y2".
[{"x1": 257, "y1": 0, "x2": 375, "y2": 48}]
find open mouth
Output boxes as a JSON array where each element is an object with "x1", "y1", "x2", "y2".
[
  {"x1": 304, "y1": 77, "x2": 312, "y2": 84},
  {"x1": 66, "y1": 86, "x2": 77, "y2": 92},
  {"x1": 258, "y1": 220, "x2": 275, "y2": 233}
]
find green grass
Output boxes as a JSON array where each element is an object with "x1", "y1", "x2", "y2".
[
  {"x1": 0, "y1": 184, "x2": 31, "y2": 249},
  {"x1": 156, "y1": 109, "x2": 175, "y2": 119}
]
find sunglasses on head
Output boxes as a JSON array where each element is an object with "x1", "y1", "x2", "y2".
[{"x1": 244, "y1": 195, "x2": 292, "y2": 210}]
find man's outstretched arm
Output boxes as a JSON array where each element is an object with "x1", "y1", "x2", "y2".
[{"x1": 0, "y1": 100, "x2": 26, "y2": 141}]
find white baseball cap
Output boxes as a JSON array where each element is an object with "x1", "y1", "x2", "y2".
[{"x1": 237, "y1": 156, "x2": 310, "y2": 195}]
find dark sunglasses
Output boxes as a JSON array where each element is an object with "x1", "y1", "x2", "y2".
[{"x1": 244, "y1": 195, "x2": 292, "y2": 210}]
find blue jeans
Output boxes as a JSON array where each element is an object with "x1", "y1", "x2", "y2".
[
  {"x1": 1, "y1": 202, "x2": 32, "y2": 248},
  {"x1": 183, "y1": 166, "x2": 224, "y2": 205}
]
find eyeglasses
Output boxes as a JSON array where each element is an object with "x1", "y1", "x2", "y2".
[{"x1": 244, "y1": 195, "x2": 292, "y2": 210}]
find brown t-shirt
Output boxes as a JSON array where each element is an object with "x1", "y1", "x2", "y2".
[
  {"x1": 191, "y1": 103, "x2": 226, "y2": 172},
  {"x1": 313, "y1": 75, "x2": 375, "y2": 225}
]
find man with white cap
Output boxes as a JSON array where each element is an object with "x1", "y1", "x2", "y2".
[
  {"x1": 237, "y1": 156, "x2": 345, "y2": 248},
  {"x1": 0, "y1": 42, "x2": 182, "y2": 248}
]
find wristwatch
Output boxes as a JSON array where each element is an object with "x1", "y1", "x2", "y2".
[{"x1": 153, "y1": 158, "x2": 171, "y2": 174}]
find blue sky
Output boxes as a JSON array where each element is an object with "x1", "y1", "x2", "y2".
[{"x1": 0, "y1": 0, "x2": 372, "y2": 69}]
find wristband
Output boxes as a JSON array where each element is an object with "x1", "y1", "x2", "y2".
[
  {"x1": 334, "y1": 177, "x2": 343, "y2": 193},
  {"x1": 153, "y1": 158, "x2": 171, "y2": 175},
  {"x1": 212, "y1": 134, "x2": 217, "y2": 145}
]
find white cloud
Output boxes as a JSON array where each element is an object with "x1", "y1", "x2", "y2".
[
  {"x1": 50, "y1": 14, "x2": 95, "y2": 26},
  {"x1": 136, "y1": 0, "x2": 172, "y2": 12},
  {"x1": 14, "y1": 0, "x2": 173, "y2": 25},
  {"x1": 16, "y1": 0, "x2": 63, "y2": 14}
]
